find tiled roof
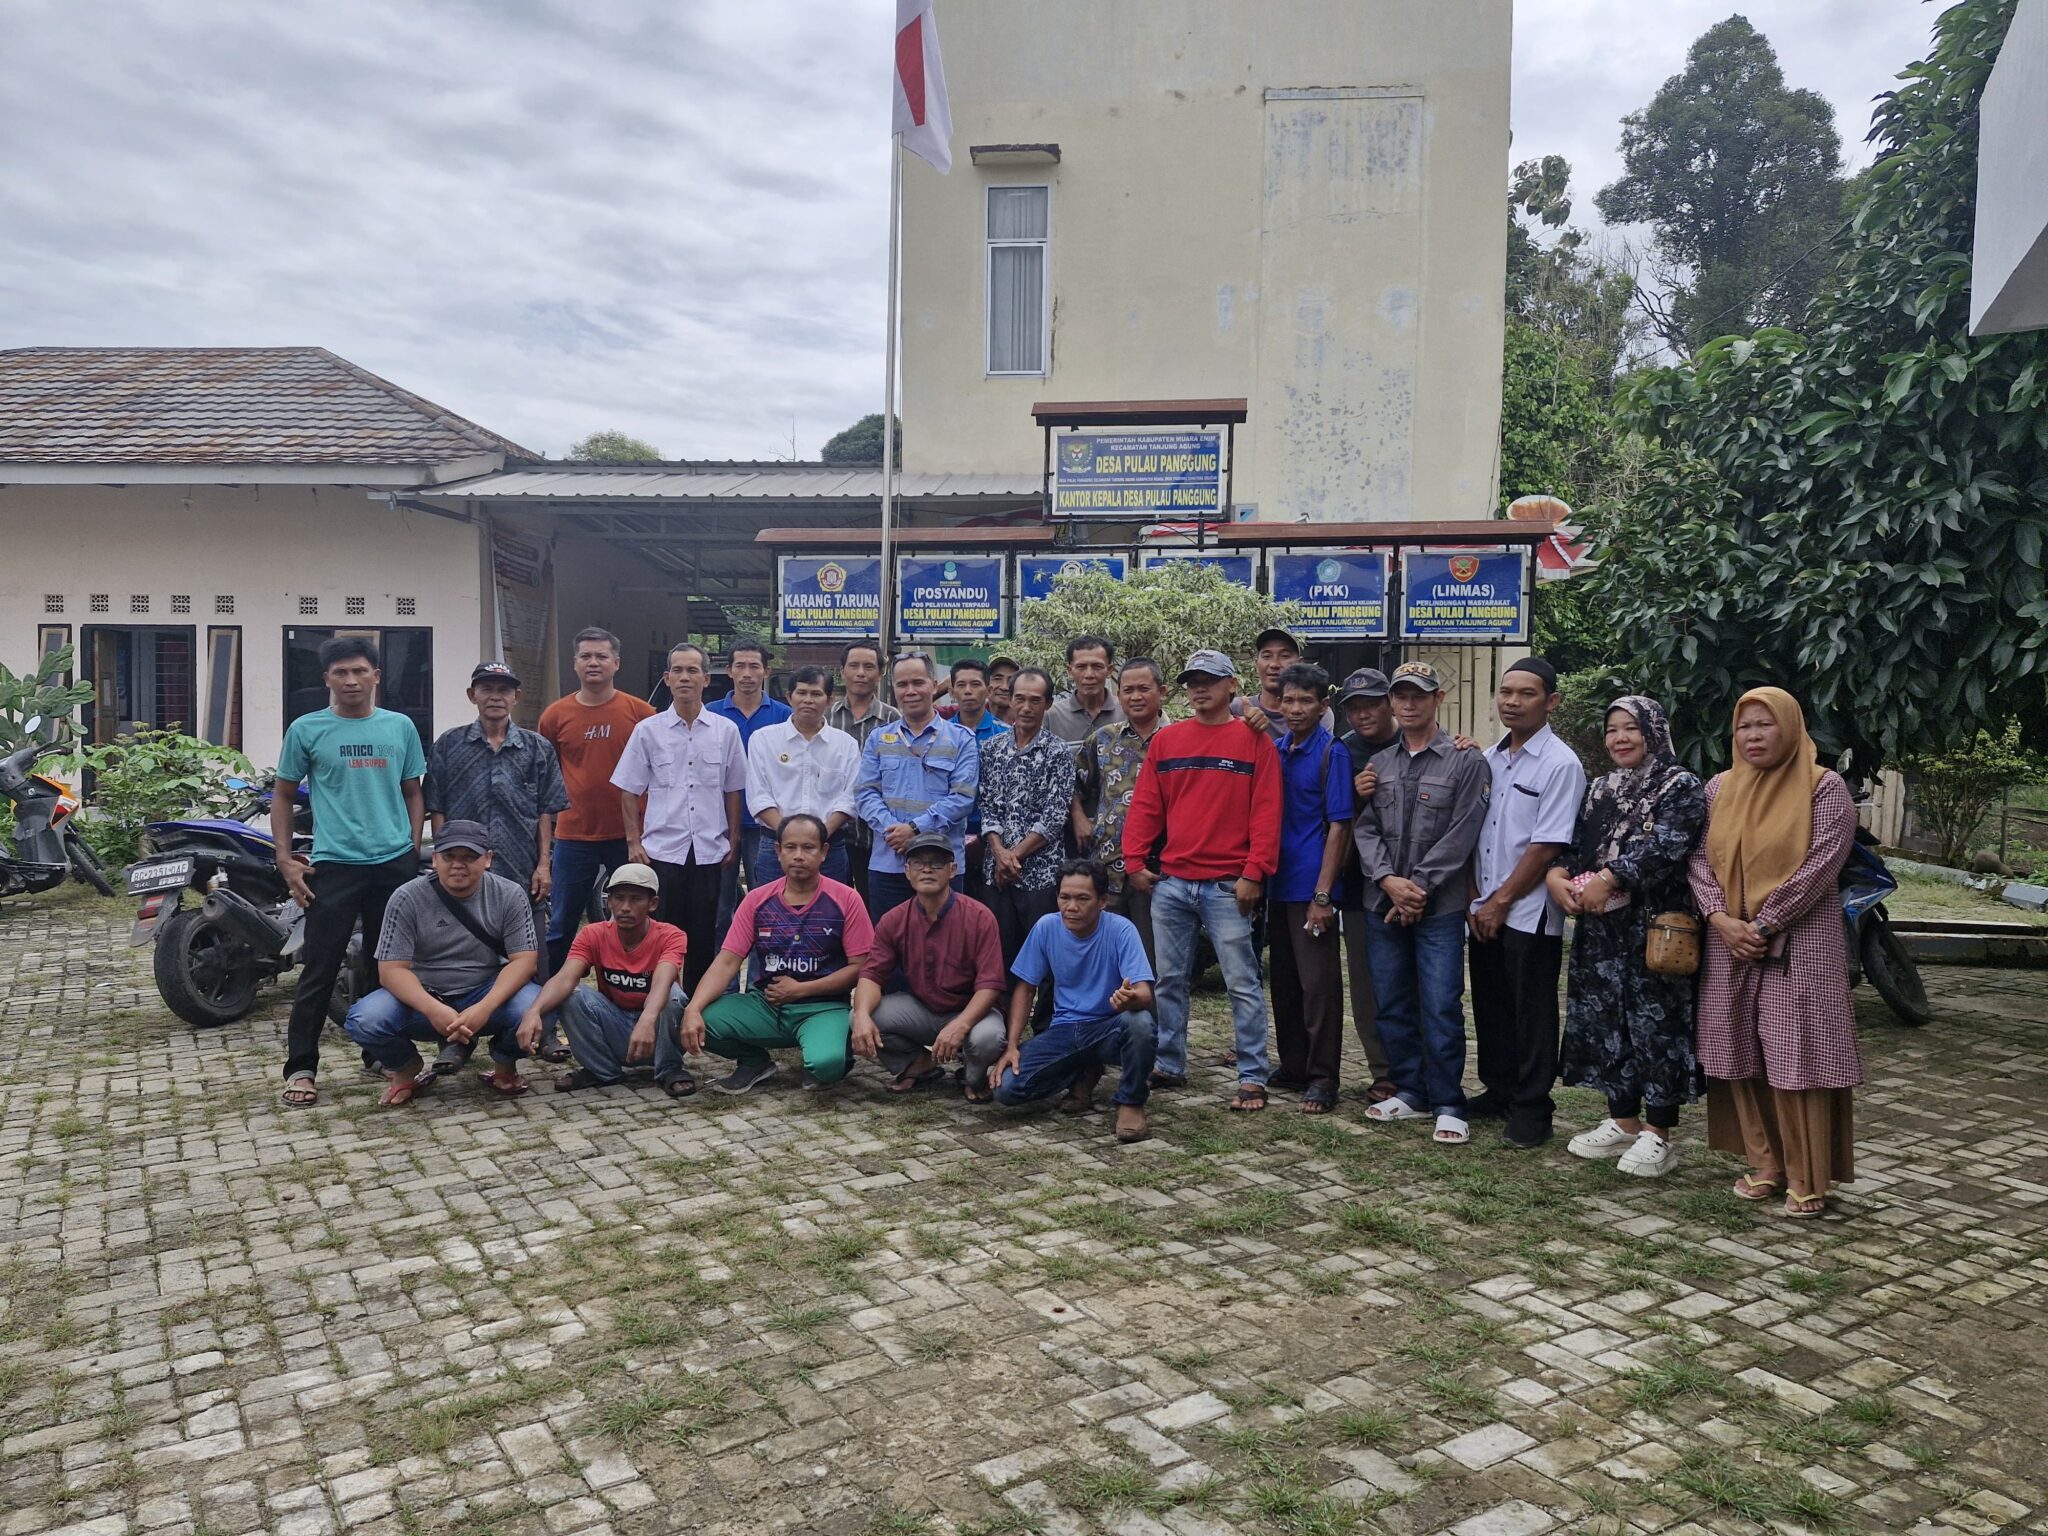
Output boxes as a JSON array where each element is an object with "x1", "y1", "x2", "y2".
[{"x1": 0, "y1": 347, "x2": 536, "y2": 466}]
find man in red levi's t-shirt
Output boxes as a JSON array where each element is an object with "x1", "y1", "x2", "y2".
[
  {"x1": 517, "y1": 864, "x2": 692, "y2": 1097},
  {"x1": 1121, "y1": 650, "x2": 1282, "y2": 1111}
]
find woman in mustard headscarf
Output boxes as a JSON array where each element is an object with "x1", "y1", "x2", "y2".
[{"x1": 1687, "y1": 687, "x2": 1861, "y2": 1217}]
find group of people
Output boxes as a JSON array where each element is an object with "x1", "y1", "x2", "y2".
[{"x1": 269, "y1": 627, "x2": 1863, "y2": 1212}]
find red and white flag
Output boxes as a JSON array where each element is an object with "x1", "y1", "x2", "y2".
[{"x1": 892, "y1": 0, "x2": 953, "y2": 173}]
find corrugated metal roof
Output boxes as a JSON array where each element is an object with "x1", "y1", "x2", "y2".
[
  {"x1": 0, "y1": 346, "x2": 537, "y2": 465},
  {"x1": 418, "y1": 464, "x2": 1042, "y2": 500}
]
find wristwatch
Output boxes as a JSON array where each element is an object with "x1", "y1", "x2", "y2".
[
  {"x1": 1313, "y1": 890, "x2": 1333, "y2": 907},
  {"x1": 1754, "y1": 918, "x2": 1777, "y2": 941}
]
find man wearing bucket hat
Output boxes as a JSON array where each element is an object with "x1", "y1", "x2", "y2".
[
  {"x1": 515, "y1": 863, "x2": 694, "y2": 1097},
  {"x1": 1122, "y1": 650, "x2": 1281, "y2": 1112}
]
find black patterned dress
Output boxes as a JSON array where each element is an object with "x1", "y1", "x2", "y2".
[{"x1": 1556, "y1": 699, "x2": 1709, "y2": 1114}]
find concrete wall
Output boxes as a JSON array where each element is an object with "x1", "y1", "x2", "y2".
[
  {"x1": 1, "y1": 482, "x2": 487, "y2": 765},
  {"x1": 898, "y1": 0, "x2": 1512, "y2": 522},
  {"x1": 1972, "y1": 0, "x2": 2048, "y2": 335}
]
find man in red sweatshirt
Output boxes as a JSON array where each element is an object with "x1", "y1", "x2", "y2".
[{"x1": 1121, "y1": 650, "x2": 1282, "y2": 1110}]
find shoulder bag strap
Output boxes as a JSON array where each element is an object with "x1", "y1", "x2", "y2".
[{"x1": 428, "y1": 878, "x2": 509, "y2": 962}]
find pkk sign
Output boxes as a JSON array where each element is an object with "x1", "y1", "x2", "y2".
[
  {"x1": 896, "y1": 553, "x2": 1004, "y2": 640},
  {"x1": 778, "y1": 555, "x2": 883, "y2": 639},
  {"x1": 1399, "y1": 550, "x2": 1530, "y2": 640},
  {"x1": 1269, "y1": 552, "x2": 1390, "y2": 639},
  {"x1": 1054, "y1": 431, "x2": 1223, "y2": 518},
  {"x1": 1017, "y1": 553, "x2": 1128, "y2": 601}
]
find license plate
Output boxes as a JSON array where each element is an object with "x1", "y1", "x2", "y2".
[{"x1": 126, "y1": 857, "x2": 194, "y2": 894}]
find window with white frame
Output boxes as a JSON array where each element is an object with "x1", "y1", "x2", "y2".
[{"x1": 986, "y1": 185, "x2": 1049, "y2": 375}]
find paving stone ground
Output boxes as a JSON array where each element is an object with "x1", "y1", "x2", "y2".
[{"x1": 3, "y1": 885, "x2": 2045, "y2": 1536}]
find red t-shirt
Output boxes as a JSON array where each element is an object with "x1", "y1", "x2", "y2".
[
  {"x1": 539, "y1": 691, "x2": 657, "y2": 842},
  {"x1": 569, "y1": 919, "x2": 687, "y2": 1011},
  {"x1": 1121, "y1": 717, "x2": 1282, "y2": 883}
]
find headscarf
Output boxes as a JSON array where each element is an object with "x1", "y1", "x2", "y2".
[
  {"x1": 1569, "y1": 695, "x2": 1691, "y2": 874},
  {"x1": 1703, "y1": 685, "x2": 1827, "y2": 919}
]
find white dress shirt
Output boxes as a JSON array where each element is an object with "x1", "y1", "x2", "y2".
[
  {"x1": 1471, "y1": 723, "x2": 1587, "y2": 937},
  {"x1": 610, "y1": 706, "x2": 746, "y2": 864},
  {"x1": 746, "y1": 720, "x2": 861, "y2": 827}
]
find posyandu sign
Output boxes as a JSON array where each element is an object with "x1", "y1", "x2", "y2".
[{"x1": 896, "y1": 553, "x2": 1004, "y2": 640}]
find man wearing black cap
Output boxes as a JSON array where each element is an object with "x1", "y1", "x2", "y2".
[
  {"x1": 343, "y1": 819, "x2": 543, "y2": 1106},
  {"x1": 1467, "y1": 657, "x2": 1585, "y2": 1147},
  {"x1": 1334, "y1": 668, "x2": 1399, "y2": 1102}
]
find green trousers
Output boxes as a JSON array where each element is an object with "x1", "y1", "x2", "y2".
[{"x1": 699, "y1": 993, "x2": 854, "y2": 1083}]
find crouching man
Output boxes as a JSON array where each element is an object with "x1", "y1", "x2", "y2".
[
  {"x1": 988, "y1": 861, "x2": 1157, "y2": 1143},
  {"x1": 344, "y1": 819, "x2": 541, "y2": 1106},
  {"x1": 851, "y1": 832, "x2": 1008, "y2": 1100},
  {"x1": 515, "y1": 863, "x2": 692, "y2": 1097},
  {"x1": 683, "y1": 815, "x2": 875, "y2": 1093}
]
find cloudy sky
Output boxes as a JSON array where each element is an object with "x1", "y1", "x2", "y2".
[{"x1": 0, "y1": 0, "x2": 1942, "y2": 461}]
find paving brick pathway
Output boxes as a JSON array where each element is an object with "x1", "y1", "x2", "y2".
[{"x1": 2, "y1": 889, "x2": 2044, "y2": 1535}]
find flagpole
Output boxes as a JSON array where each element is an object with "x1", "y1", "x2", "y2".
[{"x1": 878, "y1": 134, "x2": 904, "y2": 658}]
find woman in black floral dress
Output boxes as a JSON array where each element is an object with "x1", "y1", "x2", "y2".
[{"x1": 1547, "y1": 696, "x2": 1707, "y2": 1178}]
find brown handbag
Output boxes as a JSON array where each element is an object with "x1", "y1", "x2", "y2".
[{"x1": 1645, "y1": 911, "x2": 1702, "y2": 976}]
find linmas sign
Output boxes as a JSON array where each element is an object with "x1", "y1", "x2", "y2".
[
  {"x1": 1053, "y1": 431, "x2": 1222, "y2": 518},
  {"x1": 1399, "y1": 551, "x2": 1529, "y2": 641}
]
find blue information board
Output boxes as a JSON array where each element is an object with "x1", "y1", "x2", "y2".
[
  {"x1": 1399, "y1": 550, "x2": 1530, "y2": 641},
  {"x1": 1269, "y1": 552, "x2": 1391, "y2": 638},
  {"x1": 778, "y1": 554, "x2": 883, "y2": 640},
  {"x1": 1140, "y1": 552, "x2": 1256, "y2": 586},
  {"x1": 896, "y1": 553, "x2": 1005, "y2": 640},
  {"x1": 1054, "y1": 431, "x2": 1223, "y2": 518},
  {"x1": 1017, "y1": 554, "x2": 1129, "y2": 601}
]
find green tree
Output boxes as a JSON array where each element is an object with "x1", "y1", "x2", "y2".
[
  {"x1": 1013, "y1": 563, "x2": 1304, "y2": 695},
  {"x1": 1579, "y1": 0, "x2": 2048, "y2": 773},
  {"x1": 1596, "y1": 15, "x2": 1845, "y2": 355},
  {"x1": 820, "y1": 414, "x2": 901, "y2": 464},
  {"x1": 567, "y1": 429, "x2": 661, "y2": 461},
  {"x1": 0, "y1": 646, "x2": 94, "y2": 753},
  {"x1": 1508, "y1": 156, "x2": 1641, "y2": 386},
  {"x1": 1898, "y1": 724, "x2": 2042, "y2": 868}
]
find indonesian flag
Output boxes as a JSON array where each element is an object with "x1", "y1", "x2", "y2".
[{"x1": 893, "y1": 0, "x2": 953, "y2": 173}]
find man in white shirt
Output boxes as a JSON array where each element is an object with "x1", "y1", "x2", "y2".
[
  {"x1": 747, "y1": 665, "x2": 861, "y2": 885},
  {"x1": 613, "y1": 642, "x2": 745, "y2": 1000},
  {"x1": 1467, "y1": 657, "x2": 1587, "y2": 1149}
]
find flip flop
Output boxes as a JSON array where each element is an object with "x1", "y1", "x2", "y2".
[
  {"x1": 1732, "y1": 1173, "x2": 1785, "y2": 1201},
  {"x1": 662, "y1": 1072, "x2": 698, "y2": 1098},
  {"x1": 281, "y1": 1073, "x2": 318, "y2": 1109},
  {"x1": 963, "y1": 1081, "x2": 994, "y2": 1104},
  {"x1": 1783, "y1": 1192, "x2": 1826, "y2": 1219},
  {"x1": 1227, "y1": 1083, "x2": 1267, "y2": 1113},
  {"x1": 887, "y1": 1067, "x2": 944, "y2": 1095},
  {"x1": 477, "y1": 1070, "x2": 530, "y2": 1098},
  {"x1": 379, "y1": 1063, "x2": 431, "y2": 1107},
  {"x1": 537, "y1": 1045, "x2": 573, "y2": 1064}
]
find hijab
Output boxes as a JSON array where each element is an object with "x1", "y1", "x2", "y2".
[
  {"x1": 1703, "y1": 685, "x2": 1827, "y2": 919},
  {"x1": 1569, "y1": 695, "x2": 1692, "y2": 873}
]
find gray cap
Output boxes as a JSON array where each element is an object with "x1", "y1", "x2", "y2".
[
  {"x1": 1337, "y1": 667, "x2": 1390, "y2": 704},
  {"x1": 1176, "y1": 649, "x2": 1238, "y2": 684},
  {"x1": 434, "y1": 819, "x2": 493, "y2": 855},
  {"x1": 1388, "y1": 660, "x2": 1445, "y2": 694},
  {"x1": 605, "y1": 863, "x2": 660, "y2": 893},
  {"x1": 904, "y1": 832, "x2": 957, "y2": 861}
]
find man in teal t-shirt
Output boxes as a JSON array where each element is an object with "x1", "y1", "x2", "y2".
[{"x1": 274, "y1": 636, "x2": 425, "y2": 1106}]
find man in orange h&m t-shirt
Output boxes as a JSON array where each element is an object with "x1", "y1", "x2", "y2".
[{"x1": 538, "y1": 626, "x2": 656, "y2": 981}]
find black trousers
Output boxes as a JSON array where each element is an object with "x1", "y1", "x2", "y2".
[
  {"x1": 651, "y1": 853, "x2": 725, "y2": 1001},
  {"x1": 1269, "y1": 902, "x2": 1345, "y2": 1094},
  {"x1": 1469, "y1": 926, "x2": 1566, "y2": 1133},
  {"x1": 284, "y1": 853, "x2": 416, "y2": 1081},
  {"x1": 989, "y1": 881, "x2": 1057, "y2": 1029}
]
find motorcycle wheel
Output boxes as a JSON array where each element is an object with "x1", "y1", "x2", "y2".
[
  {"x1": 65, "y1": 831, "x2": 116, "y2": 898},
  {"x1": 1862, "y1": 919, "x2": 1931, "y2": 1027},
  {"x1": 154, "y1": 908, "x2": 263, "y2": 1027}
]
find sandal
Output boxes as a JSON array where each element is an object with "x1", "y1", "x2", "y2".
[
  {"x1": 1060, "y1": 1066, "x2": 1104, "y2": 1116},
  {"x1": 1364, "y1": 1096, "x2": 1424, "y2": 1123},
  {"x1": 1432, "y1": 1114, "x2": 1470, "y2": 1145},
  {"x1": 537, "y1": 1045, "x2": 573, "y2": 1064},
  {"x1": 554, "y1": 1068, "x2": 610, "y2": 1093},
  {"x1": 281, "y1": 1073, "x2": 318, "y2": 1109},
  {"x1": 1300, "y1": 1085, "x2": 1336, "y2": 1115},
  {"x1": 963, "y1": 1080, "x2": 994, "y2": 1104},
  {"x1": 1732, "y1": 1173, "x2": 1785, "y2": 1201},
  {"x1": 1365, "y1": 1078, "x2": 1398, "y2": 1104},
  {"x1": 887, "y1": 1065, "x2": 943, "y2": 1095},
  {"x1": 662, "y1": 1072, "x2": 697, "y2": 1098},
  {"x1": 477, "y1": 1070, "x2": 530, "y2": 1098},
  {"x1": 1227, "y1": 1083, "x2": 1267, "y2": 1113},
  {"x1": 1783, "y1": 1192, "x2": 1826, "y2": 1219},
  {"x1": 378, "y1": 1060, "x2": 431, "y2": 1107}
]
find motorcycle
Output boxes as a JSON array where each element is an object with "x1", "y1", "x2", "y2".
[
  {"x1": 1, "y1": 714, "x2": 114, "y2": 898},
  {"x1": 126, "y1": 776, "x2": 368, "y2": 1029},
  {"x1": 1841, "y1": 827, "x2": 1930, "y2": 1027}
]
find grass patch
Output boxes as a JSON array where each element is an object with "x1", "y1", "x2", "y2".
[
  {"x1": 1840, "y1": 1393, "x2": 1902, "y2": 1429},
  {"x1": 612, "y1": 1305, "x2": 692, "y2": 1349},
  {"x1": 1671, "y1": 1190, "x2": 1753, "y2": 1233},
  {"x1": 1052, "y1": 1461, "x2": 1153, "y2": 1512},
  {"x1": 1420, "y1": 1372, "x2": 1497, "y2": 1423},
  {"x1": 1188, "y1": 1188, "x2": 1301, "y2": 1238},
  {"x1": 1781, "y1": 1267, "x2": 1847, "y2": 1301},
  {"x1": 863, "y1": 1505, "x2": 937, "y2": 1535},
  {"x1": 1618, "y1": 1355, "x2": 1724, "y2": 1413},
  {"x1": 1332, "y1": 1407, "x2": 1408, "y2": 1449},
  {"x1": 1329, "y1": 1203, "x2": 1447, "y2": 1261},
  {"x1": 1666, "y1": 1449, "x2": 1843, "y2": 1527},
  {"x1": 1064, "y1": 1202, "x2": 1149, "y2": 1244}
]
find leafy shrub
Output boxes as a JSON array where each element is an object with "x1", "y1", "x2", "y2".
[
  {"x1": 0, "y1": 646, "x2": 95, "y2": 753},
  {"x1": 64, "y1": 725, "x2": 255, "y2": 867},
  {"x1": 1899, "y1": 723, "x2": 2043, "y2": 869}
]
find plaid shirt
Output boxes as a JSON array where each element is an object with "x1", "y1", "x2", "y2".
[
  {"x1": 423, "y1": 721, "x2": 569, "y2": 886},
  {"x1": 978, "y1": 728, "x2": 1077, "y2": 891},
  {"x1": 1078, "y1": 719, "x2": 1161, "y2": 891}
]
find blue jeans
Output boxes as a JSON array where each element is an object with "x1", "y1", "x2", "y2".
[
  {"x1": 559, "y1": 988, "x2": 688, "y2": 1086},
  {"x1": 548, "y1": 838, "x2": 630, "y2": 974},
  {"x1": 995, "y1": 1012, "x2": 1158, "y2": 1109},
  {"x1": 1362, "y1": 909, "x2": 1468, "y2": 1115},
  {"x1": 1152, "y1": 875, "x2": 1270, "y2": 1083},
  {"x1": 752, "y1": 830, "x2": 849, "y2": 886},
  {"x1": 344, "y1": 980, "x2": 541, "y2": 1070}
]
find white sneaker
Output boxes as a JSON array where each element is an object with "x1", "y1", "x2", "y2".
[
  {"x1": 1567, "y1": 1119, "x2": 1639, "y2": 1160},
  {"x1": 1618, "y1": 1131, "x2": 1677, "y2": 1178}
]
